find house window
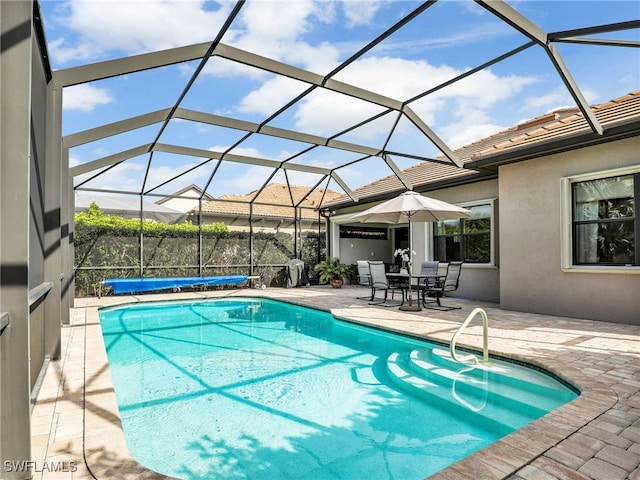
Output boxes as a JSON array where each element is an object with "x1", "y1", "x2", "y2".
[
  {"x1": 433, "y1": 203, "x2": 492, "y2": 263},
  {"x1": 572, "y1": 173, "x2": 638, "y2": 266}
]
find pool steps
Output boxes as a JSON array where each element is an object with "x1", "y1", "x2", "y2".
[
  {"x1": 424, "y1": 348, "x2": 573, "y2": 407},
  {"x1": 384, "y1": 347, "x2": 573, "y2": 434}
]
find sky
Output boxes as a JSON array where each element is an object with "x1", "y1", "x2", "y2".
[{"x1": 38, "y1": 0, "x2": 640, "y2": 202}]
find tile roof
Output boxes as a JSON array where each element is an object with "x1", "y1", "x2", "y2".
[
  {"x1": 471, "y1": 90, "x2": 640, "y2": 160},
  {"x1": 200, "y1": 183, "x2": 342, "y2": 220},
  {"x1": 327, "y1": 90, "x2": 640, "y2": 207}
]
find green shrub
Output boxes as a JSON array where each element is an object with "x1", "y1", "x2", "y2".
[{"x1": 73, "y1": 202, "x2": 324, "y2": 295}]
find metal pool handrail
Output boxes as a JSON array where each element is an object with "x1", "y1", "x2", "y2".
[{"x1": 450, "y1": 307, "x2": 489, "y2": 365}]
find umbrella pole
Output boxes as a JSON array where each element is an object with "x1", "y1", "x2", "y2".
[{"x1": 400, "y1": 212, "x2": 422, "y2": 312}]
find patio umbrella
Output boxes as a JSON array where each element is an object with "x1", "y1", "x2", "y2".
[{"x1": 350, "y1": 190, "x2": 470, "y2": 311}]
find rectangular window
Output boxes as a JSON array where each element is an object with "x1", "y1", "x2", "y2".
[
  {"x1": 433, "y1": 203, "x2": 492, "y2": 263},
  {"x1": 572, "y1": 173, "x2": 637, "y2": 266}
]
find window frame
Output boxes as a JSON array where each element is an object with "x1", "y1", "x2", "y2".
[
  {"x1": 432, "y1": 199, "x2": 497, "y2": 267},
  {"x1": 561, "y1": 166, "x2": 640, "y2": 273}
]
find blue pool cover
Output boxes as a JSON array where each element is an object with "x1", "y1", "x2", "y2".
[{"x1": 103, "y1": 275, "x2": 249, "y2": 294}]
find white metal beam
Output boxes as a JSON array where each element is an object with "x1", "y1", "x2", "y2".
[
  {"x1": 54, "y1": 42, "x2": 211, "y2": 87},
  {"x1": 330, "y1": 173, "x2": 358, "y2": 202},
  {"x1": 69, "y1": 145, "x2": 152, "y2": 176},
  {"x1": 153, "y1": 143, "x2": 332, "y2": 175},
  {"x1": 476, "y1": 0, "x2": 603, "y2": 135},
  {"x1": 382, "y1": 154, "x2": 413, "y2": 191},
  {"x1": 63, "y1": 109, "x2": 172, "y2": 148},
  {"x1": 174, "y1": 108, "x2": 384, "y2": 156},
  {"x1": 545, "y1": 44, "x2": 603, "y2": 135},
  {"x1": 476, "y1": 0, "x2": 547, "y2": 45},
  {"x1": 402, "y1": 106, "x2": 463, "y2": 167}
]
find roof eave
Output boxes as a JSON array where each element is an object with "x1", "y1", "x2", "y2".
[
  {"x1": 324, "y1": 169, "x2": 497, "y2": 210},
  {"x1": 466, "y1": 119, "x2": 640, "y2": 170}
]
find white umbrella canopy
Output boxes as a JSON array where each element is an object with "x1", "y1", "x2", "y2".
[
  {"x1": 350, "y1": 191, "x2": 470, "y2": 311},
  {"x1": 350, "y1": 191, "x2": 471, "y2": 224}
]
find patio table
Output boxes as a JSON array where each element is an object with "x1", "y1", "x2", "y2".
[{"x1": 386, "y1": 273, "x2": 445, "y2": 311}]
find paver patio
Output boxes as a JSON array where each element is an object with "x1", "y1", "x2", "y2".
[{"x1": 31, "y1": 286, "x2": 640, "y2": 479}]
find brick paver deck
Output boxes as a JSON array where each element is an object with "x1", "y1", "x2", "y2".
[{"x1": 31, "y1": 286, "x2": 640, "y2": 479}]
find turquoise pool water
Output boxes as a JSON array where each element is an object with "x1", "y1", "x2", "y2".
[{"x1": 99, "y1": 298, "x2": 577, "y2": 480}]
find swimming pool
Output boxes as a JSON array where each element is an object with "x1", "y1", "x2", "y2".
[{"x1": 99, "y1": 297, "x2": 577, "y2": 480}]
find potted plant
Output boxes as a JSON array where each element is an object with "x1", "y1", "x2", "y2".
[
  {"x1": 394, "y1": 247, "x2": 416, "y2": 274},
  {"x1": 314, "y1": 257, "x2": 349, "y2": 288}
]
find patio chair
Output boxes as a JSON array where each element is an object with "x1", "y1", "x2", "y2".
[
  {"x1": 422, "y1": 261, "x2": 463, "y2": 310},
  {"x1": 355, "y1": 260, "x2": 372, "y2": 300},
  {"x1": 368, "y1": 261, "x2": 402, "y2": 307},
  {"x1": 410, "y1": 261, "x2": 440, "y2": 304}
]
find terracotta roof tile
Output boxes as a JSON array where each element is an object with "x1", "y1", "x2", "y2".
[
  {"x1": 472, "y1": 90, "x2": 640, "y2": 157},
  {"x1": 327, "y1": 90, "x2": 640, "y2": 206},
  {"x1": 200, "y1": 184, "x2": 342, "y2": 220}
]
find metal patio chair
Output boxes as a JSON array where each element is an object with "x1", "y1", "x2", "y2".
[
  {"x1": 422, "y1": 261, "x2": 463, "y2": 310},
  {"x1": 367, "y1": 261, "x2": 402, "y2": 307},
  {"x1": 410, "y1": 261, "x2": 440, "y2": 304},
  {"x1": 355, "y1": 260, "x2": 372, "y2": 300}
]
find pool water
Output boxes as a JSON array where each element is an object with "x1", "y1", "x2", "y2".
[{"x1": 99, "y1": 298, "x2": 577, "y2": 480}]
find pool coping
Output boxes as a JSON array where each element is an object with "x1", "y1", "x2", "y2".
[{"x1": 31, "y1": 288, "x2": 636, "y2": 480}]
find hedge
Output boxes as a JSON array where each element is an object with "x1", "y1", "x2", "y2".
[{"x1": 74, "y1": 202, "x2": 325, "y2": 296}]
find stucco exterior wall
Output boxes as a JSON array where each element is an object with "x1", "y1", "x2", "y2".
[
  {"x1": 159, "y1": 196, "x2": 201, "y2": 213},
  {"x1": 424, "y1": 179, "x2": 501, "y2": 303},
  {"x1": 338, "y1": 237, "x2": 393, "y2": 267},
  {"x1": 498, "y1": 136, "x2": 640, "y2": 324}
]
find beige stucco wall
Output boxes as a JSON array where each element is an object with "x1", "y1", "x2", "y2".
[
  {"x1": 338, "y1": 237, "x2": 393, "y2": 266},
  {"x1": 498, "y1": 136, "x2": 640, "y2": 324},
  {"x1": 425, "y1": 179, "x2": 501, "y2": 303},
  {"x1": 160, "y1": 196, "x2": 201, "y2": 213}
]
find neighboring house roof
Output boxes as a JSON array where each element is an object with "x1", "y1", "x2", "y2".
[
  {"x1": 155, "y1": 184, "x2": 214, "y2": 205},
  {"x1": 328, "y1": 90, "x2": 640, "y2": 208},
  {"x1": 200, "y1": 184, "x2": 342, "y2": 221},
  {"x1": 75, "y1": 193, "x2": 186, "y2": 224}
]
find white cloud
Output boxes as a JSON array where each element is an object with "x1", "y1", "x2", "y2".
[
  {"x1": 447, "y1": 70, "x2": 537, "y2": 108},
  {"x1": 214, "y1": 1, "x2": 342, "y2": 76},
  {"x1": 69, "y1": 154, "x2": 81, "y2": 168},
  {"x1": 145, "y1": 162, "x2": 209, "y2": 190},
  {"x1": 73, "y1": 161, "x2": 145, "y2": 191},
  {"x1": 63, "y1": 84, "x2": 114, "y2": 112},
  {"x1": 49, "y1": 0, "x2": 234, "y2": 63},
  {"x1": 521, "y1": 88, "x2": 572, "y2": 111},
  {"x1": 293, "y1": 91, "x2": 387, "y2": 137},
  {"x1": 47, "y1": 38, "x2": 94, "y2": 65},
  {"x1": 444, "y1": 120, "x2": 505, "y2": 151},
  {"x1": 337, "y1": 56, "x2": 460, "y2": 100},
  {"x1": 212, "y1": 144, "x2": 262, "y2": 159},
  {"x1": 281, "y1": 56, "x2": 536, "y2": 143},
  {"x1": 282, "y1": 56, "x2": 458, "y2": 139},
  {"x1": 238, "y1": 76, "x2": 311, "y2": 116},
  {"x1": 228, "y1": 0, "x2": 328, "y2": 59},
  {"x1": 521, "y1": 86, "x2": 600, "y2": 114},
  {"x1": 215, "y1": 164, "x2": 274, "y2": 193},
  {"x1": 342, "y1": 1, "x2": 384, "y2": 27}
]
